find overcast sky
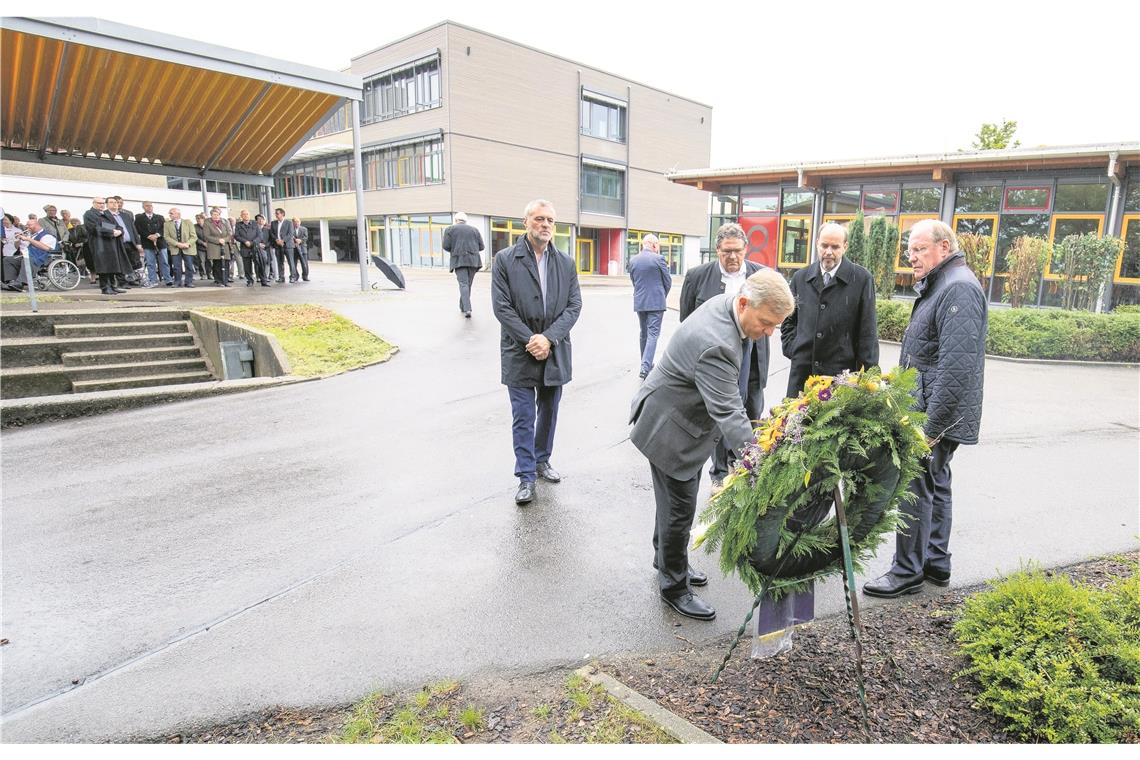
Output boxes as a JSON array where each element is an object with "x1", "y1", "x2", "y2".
[{"x1": 37, "y1": 0, "x2": 1140, "y2": 168}]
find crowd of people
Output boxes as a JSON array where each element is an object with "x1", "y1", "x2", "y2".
[{"x1": 1, "y1": 199, "x2": 313, "y2": 294}]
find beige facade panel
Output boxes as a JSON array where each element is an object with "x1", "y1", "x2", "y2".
[
  {"x1": 445, "y1": 26, "x2": 579, "y2": 157},
  {"x1": 351, "y1": 25, "x2": 448, "y2": 81},
  {"x1": 357, "y1": 108, "x2": 449, "y2": 149},
  {"x1": 363, "y1": 183, "x2": 451, "y2": 217},
  {"x1": 580, "y1": 71, "x2": 632, "y2": 102},
  {"x1": 628, "y1": 84, "x2": 711, "y2": 173},
  {"x1": 578, "y1": 212, "x2": 626, "y2": 230},
  {"x1": 628, "y1": 166, "x2": 708, "y2": 236},
  {"x1": 2, "y1": 160, "x2": 167, "y2": 187},
  {"x1": 277, "y1": 193, "x2": 358, "y2": 220},
  {"x1": 449, "y1": 134, "x2": 578, "y2": 221},
  {"x1": 580, "y1": 135, "x2": 628, "y2": 164}
]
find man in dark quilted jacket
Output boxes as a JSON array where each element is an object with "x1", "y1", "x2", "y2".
[{"x1": 864, "y1": 219, "x2": 986, "y2": 599}]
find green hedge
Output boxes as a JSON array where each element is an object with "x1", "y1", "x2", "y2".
[
  {"x1": 875, "y1": 300, "x2": 1140, "y2": 362},
  {"x1": 954, "y1": 568, "x2": 1140, "y2": 743}
]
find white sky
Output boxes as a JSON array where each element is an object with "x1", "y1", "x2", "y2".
[{"x1": 21, "y1": 0, "x2": 1140, "y2": 168}]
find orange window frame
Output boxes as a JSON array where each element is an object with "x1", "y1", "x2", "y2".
[
  {"x1": 778, "y1": 216, "x2": 812, "y2": 269},
  {"x1": 1046, "y1": 214, "x2": 1104, "y2": 279},
  {"x1": 1115, "y1": 214, "x2": 1140, "y2": 285}
]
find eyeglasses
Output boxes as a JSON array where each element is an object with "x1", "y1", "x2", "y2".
[
  {"x1": 908, "y1": 244, "x2": 931, "y2": 256},
  {"x1": 719, "y1": 249, "x2": 745, "y2": 258}
]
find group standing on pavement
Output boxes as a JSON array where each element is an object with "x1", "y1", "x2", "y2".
[
  {"x1": 489, "y1": 211, "x2": 984, "y2": 624},
  {"x1": 0, "y1": 197, "x2": 314, "y2": 294}
]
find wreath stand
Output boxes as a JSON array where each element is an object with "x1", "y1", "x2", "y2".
[{"x1": 709, "y1": 481, "x2": 871, "y2": 732}]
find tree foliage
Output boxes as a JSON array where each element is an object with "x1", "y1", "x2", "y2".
[
  {"x1": 866, "y1": 215, "x2": 900, "y2": 298},
  {"x1": 1004, "y1": 236, "x2": 1050, "y2": 308},
  {"x1": 972, "y1": 120, "x2": 1021, "y2": 150},
  {"x1": 845, "y1": 211, "x2": 866, "y2": 269},
  {"x1": 957, "y1": 232, "x2": 992, "y2": 290},
  {"x1": 1052, "y1": 233, "x2": 1123, "y2": 311}
]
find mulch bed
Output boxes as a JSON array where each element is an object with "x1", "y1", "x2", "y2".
[
  {"x1": 160, "y1": 553, "x2": 1135, "y2": 744},
  {"x1": 604, "y1": 553, "x2": 1136, "y2": 743}
]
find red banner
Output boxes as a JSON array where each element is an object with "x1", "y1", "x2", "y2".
[{"x1": 739, "y1": 215, "x2": 778, "y2": 268}]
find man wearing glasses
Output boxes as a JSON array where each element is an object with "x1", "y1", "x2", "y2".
[
  {"x1": 678, "y1": 223, "x2": 769, "y2": 487},
  {"x1": 863, "y1": 219, "x2": 986, "y2": 599}
]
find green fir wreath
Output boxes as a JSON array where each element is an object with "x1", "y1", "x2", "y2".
[{"x1": 695, "y1": 368, "x2": 931, "y2": 597}]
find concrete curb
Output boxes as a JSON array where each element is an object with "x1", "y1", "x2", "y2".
[
  {"x1": 878, "y1": 339, "x2": 1140, "y2": 367},
  {"x1": 574, "y1": 664, "x2": 722, "y2": 744}
]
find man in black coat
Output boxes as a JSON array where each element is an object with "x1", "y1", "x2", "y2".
[
  {"x1": 82, "y1": 196, "x2": 128, "y2": 295},
  {"x1": 491, "y1": 200, "x2": 582, "y2": 506},
  {"x1": 443, "y1": 212, "x2": 484, "y2": 318},
  {"x1": 863, "y1": 220, "x2": 986, "y2": 599},
  {"x1": 135, "y1": 201, "x2": 171, "y2": 287},
  {"x1": 781, "y1": 221, "x2": 878, "y2": 397},
  {"x1": 678, "y1": 222, "x2": 767, "y2": 486},
  {"x1": 234, "y1": 209, "x2": 268, "y2": 287}
]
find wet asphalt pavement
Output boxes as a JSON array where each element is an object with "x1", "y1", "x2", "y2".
[{"x1": 2, "y1": 266, "x2": 1137, "y2": 741}]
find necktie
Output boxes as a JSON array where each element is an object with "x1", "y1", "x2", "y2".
[
  {"x1": 176, "y1": 222, "x2": 183, "y2": 242},
  {"x1": 823, "y1": 271, "x2": 832, "y2": 287}
]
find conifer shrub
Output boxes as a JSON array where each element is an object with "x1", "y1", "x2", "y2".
[{"x1": 953, "y1": 568, "x2": 1140, "y2": 743}]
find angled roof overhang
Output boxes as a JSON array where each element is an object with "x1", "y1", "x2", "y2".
[
  {"x1": 0, "y1": 16, "x2": 362, "y2": 184},
  {"x1": 667, "y1": 142, "x2": 1140, "y2": 192}
]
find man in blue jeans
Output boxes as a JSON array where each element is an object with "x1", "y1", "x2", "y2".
[
  {"x1": 627, "y1": 234, "x2": 672, "y2": 379},
  {"x1": 491, "y1": 200, "x2": 582, "y2": 506}
]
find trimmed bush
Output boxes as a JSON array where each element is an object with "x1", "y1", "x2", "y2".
[
  {"x1": 954, "y1": 568, "x2": 1140, "y2": 743},
  {"x1": 875, "y1": 300, "x2": 1140, "y2": 362}
]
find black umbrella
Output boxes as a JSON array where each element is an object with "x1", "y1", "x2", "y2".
[{"x1": 371, "y1": 255, "x2": 406, "y2": 289}]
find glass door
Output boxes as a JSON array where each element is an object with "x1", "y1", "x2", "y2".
[{"x1": 577, "y1": 239, "x2": 595, "y2": 273}]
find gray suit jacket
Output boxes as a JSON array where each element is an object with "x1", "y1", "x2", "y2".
[{"x1": 630, "y1": 293, "x2": 754, "y2": 480}]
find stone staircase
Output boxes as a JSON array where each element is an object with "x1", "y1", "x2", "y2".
[{"x1": 1, "y1": 309, "x2": 217, "y2": 399}]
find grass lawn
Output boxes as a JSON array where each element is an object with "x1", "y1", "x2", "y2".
[{"x1": 201, "y1": 304, "x2": 394, "y2": 377}]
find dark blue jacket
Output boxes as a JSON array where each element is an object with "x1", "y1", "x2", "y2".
[
  {"x1": 900, "y1": 252, "x2": 987, "y2": 445},
  {"x1": 491, "y1": 237, "x2": 582, "y2": 387},
  {"x1": 627, "y1": 248, "x2": 671, "y2": 312}
]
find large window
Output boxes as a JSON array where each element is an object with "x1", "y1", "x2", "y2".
[
  {"x1": 274, "y1": 155, "x2": 355, "y2": 198},
  {"x1": 362, "y1": 55, "x2": 441, "y2": 124},
  {"x1": 580, "y1": 94, "x2": 626, "y2": 142},
  {"x1": 313, "y1": 103, "x2": 351, "y2": 137},
  {"x1": 628, "y1": 229, "x2": 683, "y2": 274},
  {"x1": 581, "y1": 164, "x2": 624, "y2": 216},
  {"x1": 388, "y1": 214, "x2": 451, "y2": 267},
  {"x1": 168, "y1": 176, "x2": 261, "y2": 200},
  {"x1": 490, "y1": 217, "x2": 573, "y2": 258},
  {"x1": 362, "y1": 138, "x2": 444, "y2": 190}
]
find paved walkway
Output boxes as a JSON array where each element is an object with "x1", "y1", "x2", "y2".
[{"x1": 2, "y1": 265, "x2": 1137, "y2": 741}]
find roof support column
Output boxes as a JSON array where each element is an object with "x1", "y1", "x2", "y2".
[{"x1": 351, "y1": 98, "x2": 369, "y2": 292}]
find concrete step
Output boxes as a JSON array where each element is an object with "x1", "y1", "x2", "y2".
[
  {"x1": 2, "y1": 360, "x2": 211, "y2": 398},
  {"x1": 54, "y1": 320, "x2": 190, "y2": 339},
  {"x1": 1, "y1": 333, "x2": 196, "y2": 367},
  {"x1": 72, "y1": 371, "x2": 215, "y2": 393},
  {"x1": 67, "y1": 358, "x2": 209, "y2": 381},
  {"x1": 1, "y1": 309, "x2": 189, "y2": 339},
  {"x1": 61, "y1": 345, "x2": 204, "y2": 366}
]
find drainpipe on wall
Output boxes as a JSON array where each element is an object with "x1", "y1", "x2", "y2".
[{"x1": 1101, "y1": 152, "x2": 1122, "y2": 313}]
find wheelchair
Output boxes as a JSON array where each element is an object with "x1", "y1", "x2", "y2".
[{"x1": 30, "y1": 251, "x2": 82, "y2": 291}]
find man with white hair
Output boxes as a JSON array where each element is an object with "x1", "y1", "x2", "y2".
[
  {"x1": 863, "y1": 219, "x2": 987, "y2": 599},
  {"x1": 627, "y1": 233, "x2": 671, "y2": 378},
  {"x1": 443, "y1": 211, "x2": 485, "y2": 318}
]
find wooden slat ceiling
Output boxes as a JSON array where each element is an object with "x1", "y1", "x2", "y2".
[{"x1": 0, "y1": 27, "x2": 341, "y2": 175}]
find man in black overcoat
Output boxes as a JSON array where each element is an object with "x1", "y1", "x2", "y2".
[
  {"x1": 443, "y1": 212, "x2": 485, "y2": 318},
  {"x1": 781, "y1": 221, "x2": 878, "y2": 397},
  {"x1": 491, "y1": 200, "x2": 582, "y2": 506}
]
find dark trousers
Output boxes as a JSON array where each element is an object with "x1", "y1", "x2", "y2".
[
  {"x1": 892, "y1": 438, "x2": 959, "y2": 577},
  {"x1": 636, "y1": 310, "x2": 664, "y2": 375},
  {"x1": 293, "y1": 248, "x2": 309, "y2": 280},
  {"x1": 241, "y1": 253, "x2": 266, "y2": 284},
  {"x1": 276, "y1": 247, "x2": 298, "y2": 281},
  {"x1": 454, "y1": 266, "x2": 477, "y2": 313},
  {"x1": 211, "y1": 258, "x2": 231, "y2": 285},
  {"x1": 650, "y1": 462, "x2": 701, "y2": 598},
  {"x1": 507, "y1": 384, "x2": 562, "y2": 482}
]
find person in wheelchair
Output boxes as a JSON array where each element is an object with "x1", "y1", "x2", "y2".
[{"x1": 13, "y1": 218, "x2": 81, "y2": 291}]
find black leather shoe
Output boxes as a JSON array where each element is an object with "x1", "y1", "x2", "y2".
[
  {"x1": 111, "y1": 287, "x2": 126, "y2": 294},
  {"x1": 514, "y1": 480, "x2": 536, "y2": 505},
  {"x1": 652, "y1": 562, "x2": 708, "y2": 587},
  {"x1": 923, "y1": 563, "x2": 951, "y2": 587},
  {"x1": 536, "y1": 462, "x2": 561, "y2": 483},
  {"x1": 101, "y1": 287, "x2": 115, "y2": 295},
  {"x1": 661, "y1": 592, "x2": 715, "y2": 621},
  {"x1": 862, "y1": 572, "x2": 924, "y2": 598},
  {"x1": 464, "y1": 311, "x2": 472, "y2": 318}
]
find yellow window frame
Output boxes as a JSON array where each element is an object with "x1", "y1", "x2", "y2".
[
  {"x1": 576, "y1": 238, "x2": 594, "y2": 274},
  {"x1": 897, "y1": 214, "x2": 940, "y2": 272},
  {"x1": 492, "y1": 217, "x2": 573, "y2": 253},
  {"x1": 1046, "y1": 214, "x2": 1104, "y2": 279},
  {"x1": 778, "y1": 216, "x2": 812, "y2": 268},
  {"x1": 1115, "y1": 214, "x2": 1140, "y2": 285},
  {"x1": 952, "y1": 214, "x2": 998, "y2": 277}
]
